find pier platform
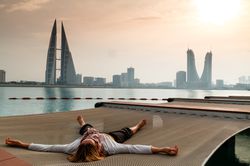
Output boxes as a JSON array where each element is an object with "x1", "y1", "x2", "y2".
[{"x1": 0, "y1": 101, "x2": 250, "y2": 166}]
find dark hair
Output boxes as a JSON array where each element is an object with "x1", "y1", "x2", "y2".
[{"x1": 67, "y1": 142, "x2": 104, "y2": 162}]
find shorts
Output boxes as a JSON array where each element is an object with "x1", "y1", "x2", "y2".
[
  {"x1": 79, "y1": 123, "x2": 93, "y2": 135},
  {"x1": 79, "y1": 124, "x2": 133, "y2": 143},
  {"x1": 108, "y1": 127, "x2": 133, "y2": 143}
]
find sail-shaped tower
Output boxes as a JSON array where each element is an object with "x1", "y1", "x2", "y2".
[
  {"x1": 45, "y1": 20, "x2": 57, "y2": 84},
  {"x1": 45, "y1": 20, "x2": 78, "y2": 85},
  {"x1": 59, "y1": 22, "x2": 77, "y2": 84}
]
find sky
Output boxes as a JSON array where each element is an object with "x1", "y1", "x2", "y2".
[{"x1": 0, "y1": 0, "x2": 250, "y2": 84}]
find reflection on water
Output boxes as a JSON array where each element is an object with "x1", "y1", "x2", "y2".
[
  {"x1": 236, "y1": 129, "x2": 250, "y2": 164},
  {"x1": 43, "y1": 88, "x2": 56, "y2": 113},
  {"x1": 187, "y1": 90, "x2": 198, "y2": 98},
  {"x1": 43, "y1": 88, "x2": 78, "y2": 113},
  {"x1": 58, "y1": 88, "x2": 74, "y2": 112},
  {"x1": 205, "y1": 128, "x2": 250, "y2": 166}
]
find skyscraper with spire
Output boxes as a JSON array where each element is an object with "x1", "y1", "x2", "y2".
[{"x1": 45, "y1": 20, "x2": 78, "y2": 85}]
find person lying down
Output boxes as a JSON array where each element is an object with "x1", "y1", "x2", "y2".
[{"x1": 5, "y1": 115, "x2": 178, "y2": 162}]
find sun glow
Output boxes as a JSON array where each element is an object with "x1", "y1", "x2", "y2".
[{"x1": 194, "y1": 0, "x2": 241, "y2": 25}]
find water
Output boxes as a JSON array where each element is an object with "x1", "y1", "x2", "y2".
[
  {"x1": 205, "y1": 129, "x2": 250, "y2": 166},
  {"x1": 0, "y1": 87, "x2": 250, "y2": 117}
]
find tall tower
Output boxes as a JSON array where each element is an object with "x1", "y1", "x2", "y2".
[
  {"x1": 45, "y1": 20, "x2": 78, "y2": 85},
  {"x1": 200, "y1": 51, "x2": 212, "y2": 88},
  {"x1": 45, "y1": 20, "x2": 57, "y2": 84},
  {"x1": 127, "y1": 67, "x2": 135, "y2": 87},
  {"x1": 59, "y1": 22, "x2": 77, "y2": 84},
  {"x1": 186, "y1": 49, "x2": 213, "y2": 89},
  {"x1": 187, "y1": 49, "x2": 199, "y2": 87}
]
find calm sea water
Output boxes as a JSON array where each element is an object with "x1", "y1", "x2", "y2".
[
  {"x1": 0, "y1": 87, "x2": 249, "y2": 165},
  {"x1": 0, "y1": 87, "x2": 250, "y2": 117}
]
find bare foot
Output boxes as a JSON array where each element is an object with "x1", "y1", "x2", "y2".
[
  {"x1": 77, "y1": 115, "x2": 85, "y2": 126},
  {"x1": 137, "y1": 119, "x2": 146, "y2": 129},
  {"x1": 129, "y1": 119, "x2": 147, "y2": 135}
]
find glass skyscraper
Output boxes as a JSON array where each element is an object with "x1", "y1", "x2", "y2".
[
  {"x1": 45, "y1": 20, "x2": 78, "y2": 85},
  {"x1": 58, "y1": 22, "x2": 77, "y2": 84},
  {"x1": 45, "y1": 20, "x2": 57, "y2": 85}
]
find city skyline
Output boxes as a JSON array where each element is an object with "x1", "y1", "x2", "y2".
[{"x1": 1, "y1": 0, "x2": 250, "y2": 84}]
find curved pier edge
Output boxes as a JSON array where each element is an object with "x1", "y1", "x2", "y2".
[
  {"x1": 95, "y1": 102, "x2": 105, "y2": 108},
  {"x1": 201, "y1": 126, "x2": 250, "y2": 166}
]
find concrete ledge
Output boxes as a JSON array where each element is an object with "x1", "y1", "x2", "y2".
[{"x1": 168, "y1": 98, "x2": 250, "y2": 105}]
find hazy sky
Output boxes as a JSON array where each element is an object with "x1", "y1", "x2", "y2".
[{"x1": 0, "y1": 0, "x2": 250, "y2": 84}]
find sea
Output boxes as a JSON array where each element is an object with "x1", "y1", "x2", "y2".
[
  {"x1": 0, "y1": 87, "x2": 249, "y2": 165},
  {"x1": 1, "y1": 87, "x2": 250, "y2": 117}
]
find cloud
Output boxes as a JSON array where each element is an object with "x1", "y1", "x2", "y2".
[{"x1": 6, "y1": 0, "x2": 51, "y2": 12}]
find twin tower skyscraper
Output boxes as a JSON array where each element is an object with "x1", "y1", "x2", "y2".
[{"x1": 45, "y1": 20, "x2": 78, "y2": 85}]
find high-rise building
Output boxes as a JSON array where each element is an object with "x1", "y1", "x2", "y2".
[
  {"x1": 186, "y1": 49, "x2": 212, "y2": 89},
  {"x1": 176, "y1": 71, "x2": 186, "y2": 89},
  {"x1": 45, "y1": 20, "x2": 78, "y2": 85},
  {"x1": 112, "y1": 75, "x2": 121, "y2": 87},
  {"x1": 127, "y1": 67, "x2": 135, "y2": 87},
  {"x1": 83, "y1": 77, "x2": 94, "y2": 86},
  {"x1": 187, "y1": 49, "x2": 199, "y2": 88},
  {"x1": 134, "y1": 78, "x2": 140, "y2": 85},
  {"x1": 94, "y1": 77, "x2": 106, "y2": 86},
  {"x1": 59, "y1": 23, "x2": 77, "y2": 84},
  {"x1": 113, "y1": 67, "x2": 137, "y2": 88},
  {"x1": 45, "y1": 20, "x2": 57, "y2": 85},
  {"x1": 121, "y1": 73, "x2": 128, "y2": 87},
  {"x1": 0, "y1": 70, "x2": 6, "y2": 83},
  {"x1": 200, "y1": 51, "x2": 212, "y2": 88},
  {"x1": 76, "y1": 74, "x2": 82, "y2": 84},
  {"x1": 216, "y1": 79, "x2": 224, "y2": 89}
]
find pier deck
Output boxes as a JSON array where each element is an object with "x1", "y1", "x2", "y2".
[{"x1": 0, "y1": 101, "x2": 250, "y2": 166}]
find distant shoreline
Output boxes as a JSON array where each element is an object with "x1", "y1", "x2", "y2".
[
  {"x1": 0, "y1": 83, "x2": 175, "y2": 89},
  {"x1": 0, "y1": 83, "x2": 249, "y2": 91}
]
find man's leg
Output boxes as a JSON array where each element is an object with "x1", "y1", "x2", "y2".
[
  {"x1": 108, "y1": 119, "x2": 147, "y2": 143},
  {"x1": 77, "y1": 115, "x2": 94, "y2": 135},
  {"x1": 129, "y1": 119, "x2": 146, "y2": 135}
]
